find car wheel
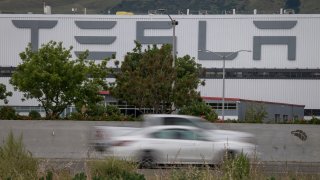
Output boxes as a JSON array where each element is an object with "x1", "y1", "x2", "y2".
[{"x1": 139, "y1": 150, "x2": 155, "y2": 169}]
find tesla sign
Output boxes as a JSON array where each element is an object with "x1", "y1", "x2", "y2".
[{"x1": 12, "y1": 20, "x2": 297, "y2": 61}]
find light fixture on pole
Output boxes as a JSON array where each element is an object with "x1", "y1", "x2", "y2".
[
  {"x1": 159, "y1": 9, "x2": 178, "y2": 113},
  {"x1": 198, "y1": 49, "x2": 251, "y2": 121}
]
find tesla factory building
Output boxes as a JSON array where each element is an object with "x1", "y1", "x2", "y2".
[{"x1": 0, "y1": 13, "x2": 319, "y2": 119}]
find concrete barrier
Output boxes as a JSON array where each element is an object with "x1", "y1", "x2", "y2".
[
  {"x1": 216, "y1": 123, "x2": 319, "y2": 162},
  {"x1": 0, "y1": 120, "x2": 318, "y2": 162}
]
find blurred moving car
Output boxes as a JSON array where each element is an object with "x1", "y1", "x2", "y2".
[
  {"x1": 90, "y1": 114, "x2": 255, "y2": 151},
  {"x1": 107, "y1": 125, "x2": 257, "y2": 167}
]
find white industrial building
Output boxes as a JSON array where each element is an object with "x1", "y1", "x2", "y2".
[{"x1": 0, "y1": 12, "x2": 319, "y2": 119}]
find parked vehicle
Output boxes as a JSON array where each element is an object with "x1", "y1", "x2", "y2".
[
  {"x1": 89, "y1": 114, "x2": 255, "y2": 151},
  {"x1": 107, "y1": 125, "x2": 257, "y2": 167}
]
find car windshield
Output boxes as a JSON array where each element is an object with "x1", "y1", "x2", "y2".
[
  {"x1": 162, "y1": 116, "x2": 218, "y2": 130},
  {"x1": 187, "y1": 117, "x2": 218, "y2": 130}
]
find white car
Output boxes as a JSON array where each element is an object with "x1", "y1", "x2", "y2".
[
  {"x1": 90, "y1": 114, "x2": 255, "y2": 151},
  {"x1": 106, "y1": 125, "x2": 258, "y2": 167}
]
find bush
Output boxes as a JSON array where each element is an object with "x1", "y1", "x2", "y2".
[
  {"x1": 293, "y1": 119, "x2": 307, "y2": 124},
  {"x1": 67, "y1": 112, "x2": 87, "y2": 120},
  {"x1": 0, "y1": 106, "x2": 17, "y2": 120},
  {"x1": 0, "y1": 131, "x2": 38, "y2": 179},
  {"x1": 106, "y1": 105, "x2": 121, "y2": 116},
  {"x1": 89, "y1": 158, "x2": 145, "y2": 180},
  {"x1": 87, "y1": 104, "x2": 106, "y2": 117},
  {"x1": 309, "y1": 117, "x2": 320, "y2": 124},
  {"x1": 179, "y1": 100, "x2": 218, "y2": 122},
  {"x1": 16, "y1": 114, "x2": 32, "y2": 120},
  {"x1": 29, "y1": 110, "x2": 41, "y2": 120}
]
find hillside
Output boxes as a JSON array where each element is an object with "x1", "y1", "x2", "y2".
[
  {"x1": 0, "y1": 0, "x2": 119, "y2": 14},
  {"x1": 0, "y1": 0, "x2": 319, "y2": 14}
]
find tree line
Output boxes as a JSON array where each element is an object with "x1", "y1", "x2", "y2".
[{"x1": 0, "y1": 40, "x2": 217, "y2": 120}]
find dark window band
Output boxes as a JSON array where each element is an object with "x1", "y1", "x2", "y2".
[
  {"x1": 1, "y1": 67, "x2": 320, "y2": 79},
  {"x1": 200, "y1": 68, "x2": 320, "y2": 79}
]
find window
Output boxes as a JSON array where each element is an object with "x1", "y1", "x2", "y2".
[
  {"x1": 207, "y1": 103, "x2": 236, "y2": 110},
  {"x1": 304, "y1": 109, "x2": 320, "y2": 116},
  {"x1": 283, "y1": 115, "x2": 288, "y2": 122},
  {"x1": 151, "y1": 129, "x2": 196, "y2": 140},
  {"x1": 199, "y1": 68, "x2": 320, "y2": 79},
  {"x1": 151, "y1": 129, "x2": 175, "y2": 139},
  {"x1": 163, "y1": 117, "x2": 195, "y2": 126}
]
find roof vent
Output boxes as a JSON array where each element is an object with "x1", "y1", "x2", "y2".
[
  {"x1": 148, "y1": 10, "x2": 157, "y2": 15},
  {"x1": 198, "y1": 10, "x2": 208, "y2": 15},
  {"x1": 44, "y1": 5, "x2": 51, "y2": 14},
  {"x1": 284, "y1": 9, "x2": 295, "y2": 14}
]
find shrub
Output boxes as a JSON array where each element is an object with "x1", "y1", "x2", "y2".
[
  {"x1": 0, "y1": 106, "x2": 17, "y2": 120},
  {"x1": 0, "y1": 131, "x2": 38, "y2": 179},
  {"x1": 105, "y1": 114, "x2": 122, "y2": 121},
  {"x1": 89, "y1": 158, "x2": 145, "y2": 180},
  {"x1": 310, "y1": 117, "x2": 320, "y2": 124},
  {"x1": 106, "y1": 105, "x2": 121, "y2": 116},
  {"x1": 87, "y1": 104, "x2": 106, "y2": 117},
  {"x1": 29, "y1": 110, "x2": 41, "y2": 120},
  {"x1": 293, "y1": 119, "x2": 307, "y2": 124},
  {"x1": 16, "y1": 114, "x2": 32, "y2": 120},
  {"x1": 179, "y1": 100, "x2": 218, "y2": 122},
  {"x1": 68, "y1": 112, "x2": 87, "y2": 120}
]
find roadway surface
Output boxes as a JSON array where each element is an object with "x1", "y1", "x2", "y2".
[{"x1": 1, "y1": 120, "x2": 320, "y2": 175}]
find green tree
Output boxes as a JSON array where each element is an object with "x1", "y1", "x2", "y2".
[
  {"x1": 0, "y1": 83, "x2": 12, "y2": 104},
  {"x1": 10, "y1": 41, "x2": 110, "y2": 119},
  {"x1": 111, "y1": 42, "x2": 203, "y2": 114},
  {"x1": 174, "y1": 55, "x2": 204, "y2": 108}
]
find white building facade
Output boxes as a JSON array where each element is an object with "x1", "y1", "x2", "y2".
[{"x1": 0, "y1": 14, "x2": 319, "y2": 118}]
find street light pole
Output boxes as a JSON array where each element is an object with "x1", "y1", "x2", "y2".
[
  {"x1": 198, "y1": 49, "x2": 251, "y2": 121},
  {"x1": 167, "y1": 14, "x2": 178, "y2": 113},
  {"x1": 167, "y1": 14, "x2": 177, "y2": 66},
  {"x1": 222, "y1": 55, "x2": 226, "y2": 121}
]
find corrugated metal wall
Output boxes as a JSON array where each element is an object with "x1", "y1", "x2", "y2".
[
  {"x1": 1, "y1": 14, "x2": 320, "y2": 68},
  {"x1": 0, "y1": 14, "x2": 319, "y2": 109}
]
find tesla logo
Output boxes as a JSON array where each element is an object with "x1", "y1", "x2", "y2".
[
  {"x1": 12, "y1": 20, "x2": 297, "y2": 61},
  {"x1": 198, "y1": 20, "x2": 297, "y2": 61},
  {"x1": 253, "y1": 21, "x2": 297, "y2": 60}
]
